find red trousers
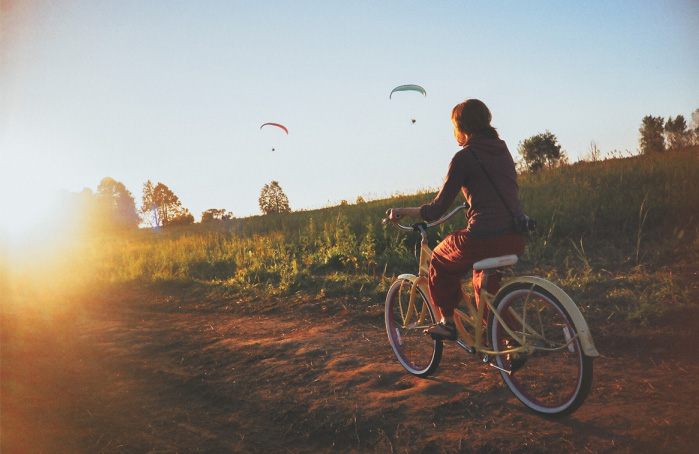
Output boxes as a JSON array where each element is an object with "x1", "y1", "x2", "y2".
[{"x1": 428, "y1": 231, "x2": 526, "y2": 318}]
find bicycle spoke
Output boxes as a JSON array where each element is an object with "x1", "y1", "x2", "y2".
[
  {"x1": 385, "y1": 280, "x2": 442, "y2": 377},
  {"x1": 489, "y1": 283, "x2": 593, "y2": 416}
]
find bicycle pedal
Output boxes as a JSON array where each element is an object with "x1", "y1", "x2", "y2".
[
  {"x1": 429, "y1": 333, "x2": 457, "y2": 341},
  {"x1": 424, "y1": 324, "x2": 457, "y2": 341}
]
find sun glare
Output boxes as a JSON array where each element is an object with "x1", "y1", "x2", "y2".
[
  {"x1": 0, "y1": 187, "x2": 68, "y2": 250},
  {"x1": 1, "y1": 184, "x2": 96, "y2": 312}
]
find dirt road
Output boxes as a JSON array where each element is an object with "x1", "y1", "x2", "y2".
[{"x1": 2, "y1": 287, "x2": 698, "y2": 453}]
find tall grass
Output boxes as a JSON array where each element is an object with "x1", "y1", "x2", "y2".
[
  {"x1": 83, "y1": 193, "x2": 440, "y2": 297},
  {"x1": 520, "y1": 149, "x2": 699, "y2": 264}
]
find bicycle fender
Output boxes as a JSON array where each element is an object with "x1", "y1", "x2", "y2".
[
  {"x1": 505, "y1": 276, "x2": 600, "y2": 357},
  {"x1": 397, "y1": 274, "x2": 428, "y2": 286}
]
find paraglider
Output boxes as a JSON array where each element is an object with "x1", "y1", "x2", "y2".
[
  {"x1": 260, "y1": 123, "x2": 288, "y2": 134},
  {"x1": 390, "y1": 85, "x2": 426, "y2": 124},
  {"x1": 260, "y1": 123, "x2": 288, "y2": 151},
  {"x1": 389, "y1": 84, "x2": 426, "y2": 99}
]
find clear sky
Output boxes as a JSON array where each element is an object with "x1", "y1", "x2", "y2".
[{"x1": 2, "y1": 0, "x2": 698, "y2": 236}]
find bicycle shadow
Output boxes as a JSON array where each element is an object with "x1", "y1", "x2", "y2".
[
  {"x1": 421, "y1": 375, "x2": 629, "y2": 442},
  {"x1": 419, "y1": 375, "x2": 497, "y2": 398},
  {"x1": 423, "y1": 377, "x2": 473, "y2": 391},
  {"x1": 492, "y1": 401, "x2": 635, "y2": 449},
  {"x1": 551, "y1": 415, "x2": 634, "y2": 445}
]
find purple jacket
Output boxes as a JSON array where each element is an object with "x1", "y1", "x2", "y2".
[{"x1": 419, "y1": 135, "x2": 523, "y2": 238}]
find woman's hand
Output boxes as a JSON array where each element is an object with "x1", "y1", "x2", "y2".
[
  {"x1": 386, "y1": 207, "x2": 421, "y2": 222},
  {"x1": 386, "y1": 208, "x2": 402, "y2": 222}
]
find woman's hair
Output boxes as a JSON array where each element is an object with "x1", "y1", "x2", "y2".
[{"x1": 452, "y1": 99, "x2": 499, "y2": 139}]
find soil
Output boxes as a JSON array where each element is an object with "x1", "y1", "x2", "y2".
[{"x1": 2, "y1": 286, "x2": 698, "y2": 454}]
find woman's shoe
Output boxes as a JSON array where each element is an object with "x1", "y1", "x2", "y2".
[{"x1": 425, "y1": 321, "x2": 458, "y2": 341}]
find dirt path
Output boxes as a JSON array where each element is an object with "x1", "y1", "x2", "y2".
[{"x1": 2, "y1": 288, "x2": 698, "y2": 453}]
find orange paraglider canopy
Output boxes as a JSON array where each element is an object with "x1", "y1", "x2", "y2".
[{"x1": 260, "y1": 123, "x2": 289, "y2": 134}]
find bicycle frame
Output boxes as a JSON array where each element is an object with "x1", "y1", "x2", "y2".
[
  {"x1": 397, "y1": 252, "x2": 517, "y2": 359},
  {"x1": 388, "y1": 204, "x2": 599, "y2": 360}
]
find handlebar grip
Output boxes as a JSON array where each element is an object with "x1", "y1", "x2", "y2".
[{"x1": 383, "y1": 209, "x2": 401, "y2": 223}]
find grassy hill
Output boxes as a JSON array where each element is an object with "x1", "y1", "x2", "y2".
[{"x1": 5, "y1": 148, "x2": 698, "y2": 328}]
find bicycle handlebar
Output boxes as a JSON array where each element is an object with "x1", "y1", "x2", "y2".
[{"x1": 382, "y1": 204, "x2": 468, "y2": 232}]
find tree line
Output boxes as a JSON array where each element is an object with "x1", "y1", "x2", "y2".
[
  {"x1": 638, "y1": 109, "x2": 699, "y2": 154},
  {"x1": 64, "y1": 108, "x2": 697, "y2": 231},
  {"x1": 62, "y1": 177, "x2": 293, "y2": 232},
  {"x1": 517, "y1": 108, "x2": 699, "y2": 172}
]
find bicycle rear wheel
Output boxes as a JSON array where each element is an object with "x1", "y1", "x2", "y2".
[
  {"x1": 488, "y1": 282, "x2": 593, "y2": 416},
  {"x1": 385, "y1": 279, "x2": 442, "y2": 377}
]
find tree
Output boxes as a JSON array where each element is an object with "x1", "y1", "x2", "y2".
[
  {"x1": 517, "y1": 131, "x2": 567, "y2": 171},
  {"x1": 53, "y1": 180, "x2": 137, "y2": 233},
  {"x1": 96, "y1": 177, "x2": 139, "y2": 230},
  {"x1": 140, "y1": 180, "x2": 193, "y2": 227},
  {"x1": 639, "y1": 115, "x2": 665, "y2": 154},
  {"x1": 691, "y1": 109, "x2": 699, "y2": 146},
  {"x1": 168, "y1": 211, "x2": 195, "y2": 226},
  {"x1": 259, "y1": 181, "x2": 291, "y2": 215},
  {"x1": 56, "y1": 188, "x2": 99, "y2": 233},
  {"x1": 201, "y1": 208, "x2": 231, "y2": 223},
  {"x1": 139, "y1": 180, "x2": 157, "y2": 226},
  {"x1": 665, "y1": 115, "x2": 688, "y2": 150}
]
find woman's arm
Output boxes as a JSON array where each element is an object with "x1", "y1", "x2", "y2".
[{"x1": 419, "y1": 151, "x2": 467, "y2": 222}]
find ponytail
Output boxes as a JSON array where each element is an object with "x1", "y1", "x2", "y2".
[{"x1": 452, "y1": 99, "x2": 499, "y2": 139}]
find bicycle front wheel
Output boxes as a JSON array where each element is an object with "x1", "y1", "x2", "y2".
[
  {"x1": 488, "y1": 282, "x2": 593, "y2": 416},
  {"x1": 385, "y1": 279, "x2": 442, "y2": 377}
]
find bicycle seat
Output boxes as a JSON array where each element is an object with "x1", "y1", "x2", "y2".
[{"x1": 473, "y1": 255, "x2": 518, "y2": 271}]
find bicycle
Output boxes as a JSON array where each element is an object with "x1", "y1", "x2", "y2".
[{"x1": 383, "y1": 204, "x2": 598, "y2": 416}]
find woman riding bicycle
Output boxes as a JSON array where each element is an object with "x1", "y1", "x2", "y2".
[{"x1": 387, "y1": 99, "x2": 526, "y2": 340}]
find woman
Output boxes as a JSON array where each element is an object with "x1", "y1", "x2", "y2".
[{"x1": 387, "y1": 99, "x2": 526, "y2": 340}]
